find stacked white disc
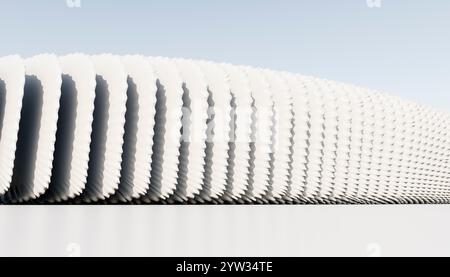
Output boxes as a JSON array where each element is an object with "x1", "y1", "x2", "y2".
[{"x1": 0, "y1": 54, "x2": 449, "y2": 204}]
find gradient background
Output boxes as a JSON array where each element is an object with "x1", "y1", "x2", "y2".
[
  {"x1": 0, "y1": 0, "x2": 449, "y2": 111},
  {"x1": 0, "y1": 0, "x2": 450, "y2": 257}
]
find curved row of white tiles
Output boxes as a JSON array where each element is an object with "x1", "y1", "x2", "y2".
[{"x1": 0, "y1": 54, "x2": 449, "y2": 204}]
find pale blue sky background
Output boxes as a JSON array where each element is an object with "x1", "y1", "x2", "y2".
[{"x1": 0, "y1": 0, "x2": 448, "y2": 111}]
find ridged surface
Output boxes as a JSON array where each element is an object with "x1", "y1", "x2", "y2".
[
  {"x1": 120, "y1": 55, "x2": 157, "y2": 199},
  {"x1": 58, "y1": 54, "x2": 96, "y2": 200},
  {"x1": 88, "y1": 55, "x2": 127, "y2": 200},
  {"x1": 197, "y1": 61, "x2": 231, "y2": 200},
  {"x1": 26, "y1": 55, "x2": 62, "y2": 200},
  {"x1": 0, "y1": 56, "x2": 24, "y2": 195},
  {"x1": 0, "y1": 54, "x2": 449, "y2": 204},
  {"x1": 148, "y1": 57, "x2": 183, "y2": 200},
  {"x1": 174, "y1": 59, "x2": 208, "y2": 199}
]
